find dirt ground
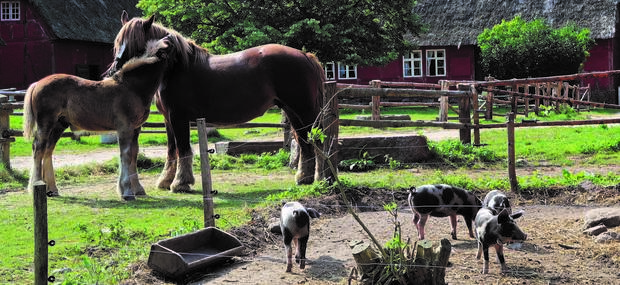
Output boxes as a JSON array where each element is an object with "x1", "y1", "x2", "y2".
[{"x1": 118, "y1": 184, "x2": 620, "y2": 285}]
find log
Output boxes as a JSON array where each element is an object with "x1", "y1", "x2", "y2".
[
  {"x1": 349, "y1": 240, "x2": 380, "y2": 279},
  {"x1": 432, "y1": 239, "x2": 452, "y2": 285}
]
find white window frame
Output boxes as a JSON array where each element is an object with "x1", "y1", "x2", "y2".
[
  {"x1": 1, "y1": 1, "x2": 20, "y2": 21},
  {"x1": 338, "y1": 63, "x2": 357, "y2": 79},
  {"x1": 426, "y1": 49, "x2": 446, "y2": 77},
  {"x1": 403, "y1": 51, "x2": 423, "y2": 77},
  {"x1": 324, "y1": 62, "x2": 335, "y2": 80}
]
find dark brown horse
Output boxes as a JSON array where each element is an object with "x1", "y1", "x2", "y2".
[
  {"x1": 105, "y1": 12, "x2": 325, "y2": 193},
  {"x1": 23, "y1": 36, "x2": 174, "y2": 200}
]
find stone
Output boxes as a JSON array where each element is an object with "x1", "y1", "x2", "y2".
[
  {"x1": 583, "y1": 208, "x2": 620, "y2": 229},
  {"x1": 336, "y1": 135, "x2": 432, "y2": 163},
  {"x1": 595, "y1": 231, "x2": 620, "y2": 243},
  {"x1": 583, "y1": 224, "x2": 607, "y2": 236}
]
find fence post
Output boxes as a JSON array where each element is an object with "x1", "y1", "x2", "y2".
[
  {"x1": 33, "y1": 181, "x2": 49, "y2": 285},
  {"x1": 485, "y1": 77, "x2": 495, "y2": 120},
  {"x1": 457, "y1": 84, "x2": 472, "y2": 144},
  {"x1": 197, "y1": 118, "x2": 216, "y2": 228},
  {"x1": 0, "y1": 95, "x2": 14, "y2": 169},
  {"x1": 321, "y1": 81, "x2": 339, "y2": 183},
  {"x1": 438, "y1": 81, "x2": 449, "y2": 122},
  {"x1": 370, "y1": 80, "x2": 381, "y2": 121},
  {"x1": 470, "y1": 85, "x2": 481, "y2": 146},
  {"x1": 507, "y1": 113, "x2": 518, "y2": 192}
]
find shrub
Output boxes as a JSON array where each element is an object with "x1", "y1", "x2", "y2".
[{"x1": 477, "y1": 15, "x2": 594, "y2": 79}]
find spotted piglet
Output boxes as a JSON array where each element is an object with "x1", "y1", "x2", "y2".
[
  {"x1": 475, "y1": 208, "x2": 527, "y2": 274},
  {"x1": 280, "y1": 202, "x2": 320, "y2": 272},
  {"x1": 483, "y1": 190, "x2": 513, "y2": 214},
  {"x1": 408, "y1": 184, "x2": 482, "y2": 240}
]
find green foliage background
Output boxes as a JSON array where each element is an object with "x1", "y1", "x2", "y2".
[
  {"x1": 136, "y1": 0, "x2": 424, "y2": 65},
  {"x1": 477, "y1": 15, "x2": 594, "y2": 79}
]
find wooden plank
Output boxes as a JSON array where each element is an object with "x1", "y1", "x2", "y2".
[
  {"x1": 340, "y1": 119, "x2": 464, "y2": 129},
  {"x1": 337, "y1": 87, "x2": 469, "y2": 99},
  {"x1": 474, "y1": 70, "x2": 620, "y2": 87},
  {"x1": 475, "y1": 118, "x2": 620, "y2": 129}
]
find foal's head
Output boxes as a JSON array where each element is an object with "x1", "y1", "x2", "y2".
[{"x1": 104, "y1": 11, "x2": 191, "y2": 77}]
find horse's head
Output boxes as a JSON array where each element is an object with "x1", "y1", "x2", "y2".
[{"x1": 104, "y1": 11, "x2": 170, "y2": 77}]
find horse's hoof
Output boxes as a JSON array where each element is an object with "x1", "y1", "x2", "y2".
[
  {"x1": 46, "y1": 191, "x2": 60, "y2": 197},
  {"x1": 133, "y1": 188, "x2": 147, "y2": 196},
  {"x1": 122, "y1": 195, "x2": 136, "y2": 201},
  {"x1": 295, "y1": 173, "x2": 314, "y2": 185},
  {"x1": 156, "y1": 179, "x2": 172, "y2": 190},
  {"x1": 170, "y1": 185, "x2": 192, "y2": 193}
]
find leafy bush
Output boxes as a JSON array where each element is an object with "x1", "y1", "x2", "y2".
[
  {"x1": 477, "y1": 15, "x2": 594, "y2": 79},
  {"x1": 256, "y1": 149, "x2": 290, "y2": 170},
  {"x1": 429, "y1": 139, "x2": 503, "y2": 167}
]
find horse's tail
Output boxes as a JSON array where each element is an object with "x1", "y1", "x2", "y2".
[
  {"x1": 305, "y1": 52, "x2": 325, "y2": 122},
  {"x1": 22, "y1": 82, "x2": 37, "y2": 140}
]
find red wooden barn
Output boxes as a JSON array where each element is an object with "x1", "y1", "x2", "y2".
[
  {"x1": 0, "y1": 0, "x2": 140, "y2": 90},
  {"x1": 332, "y1": 0, "x2": 619, "y2": 103}
]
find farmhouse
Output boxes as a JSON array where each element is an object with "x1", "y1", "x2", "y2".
[
  {"x1": 0, "y1": 0, "x2": 140, "y2": 90},
  {"x1": 332, "y1": 0, "x2": 620, "y2": 103}
]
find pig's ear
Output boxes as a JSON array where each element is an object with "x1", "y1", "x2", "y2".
[
  {"x1": 307, "y1": 208, "x2": 321, "y2": 219},
  {"x1": 510, "y1": 210, "x2": 524, "y2": 220},
  {"x1": 497, "y1": 209, "x2": 510, "y2": 224}
]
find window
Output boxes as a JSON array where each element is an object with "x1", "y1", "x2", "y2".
[
  {"x1": 324, "y1": 62, "x2": 335, "y2": 80},
  {"x1": 426, "y1": 49, "x2": 446, "y2": 76},
  {"x1": 403, "y1": 51, "x2": 422, "y2": 77},
  {"x1": 338, "y1": 63, "x2": 357, "y2": 79},
  {"x1": 1, "y1": 1, "x2": 20, "y2": 21}
]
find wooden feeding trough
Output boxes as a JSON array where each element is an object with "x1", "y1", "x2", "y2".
[{"x1": 147, "y1": 227, "x2": 244, "y2": 279}]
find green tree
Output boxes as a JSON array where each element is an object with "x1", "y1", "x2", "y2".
[
  {"x1": 477, "y1": 15, "x2": 594, "y2": 79},
  {"x1": 137, "y1": 0, "x2": 424, "y2": 65}
]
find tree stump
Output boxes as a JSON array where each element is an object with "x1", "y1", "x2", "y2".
[
  {"x1": 350, "y1": 239, "x2": 451, "y2": 285},
  {"x1": 349, "y1": 240, "x2": 380, "y2": 279}
]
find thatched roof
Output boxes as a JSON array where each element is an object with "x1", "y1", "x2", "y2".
[
  {"x1": 30, "y1": 0, "x2": 142, "y2": 43},
  {"x1": 411, "y1": 0, "x2": 619, "y2": 46}
]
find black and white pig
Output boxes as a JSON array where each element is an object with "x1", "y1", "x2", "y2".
[
  {"x1": 482, "y1": 190, "x2": 512, "y2": 214},
  {"x1": 280, "y1": 202, "x2": 321, "y2": 272},
  {"x1": 408, "y1": 184, "x2": 482, "y2": 240},
  {"x1": 475, "y1": 208, "x2": 527, "y2": 274}
]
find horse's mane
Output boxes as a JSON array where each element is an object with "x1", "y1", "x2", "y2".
[{"x1": 113, "y1": 17, "x2": 209, "y2": 69}]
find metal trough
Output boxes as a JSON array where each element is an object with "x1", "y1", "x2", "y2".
[{"x1": 147, "y1": 227, "x2": 244, "y2": 278}]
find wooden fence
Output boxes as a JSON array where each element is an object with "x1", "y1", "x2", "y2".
[{"x1": 3, "y1": 70, "x2": 620, "y2": 191}]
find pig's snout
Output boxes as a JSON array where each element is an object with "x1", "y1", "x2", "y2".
[{"x1": 513, "y1": 231, "x2": 527, "y2": 241}]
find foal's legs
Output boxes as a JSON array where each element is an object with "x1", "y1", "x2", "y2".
[
  {"x1": 117, "y1": 127, "x2": 145, "y2": 200},
  {"x1": 29, "y1": 123, "x2": 64, "y2": 196}
]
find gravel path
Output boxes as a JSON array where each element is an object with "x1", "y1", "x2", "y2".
[{"x1": 9, "y1": 129, "x2": 461, "y2": 171}]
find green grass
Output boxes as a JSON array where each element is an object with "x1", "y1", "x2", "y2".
[{"x1": 3, "y1": 104, "x2": 619, "y2": 284}]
